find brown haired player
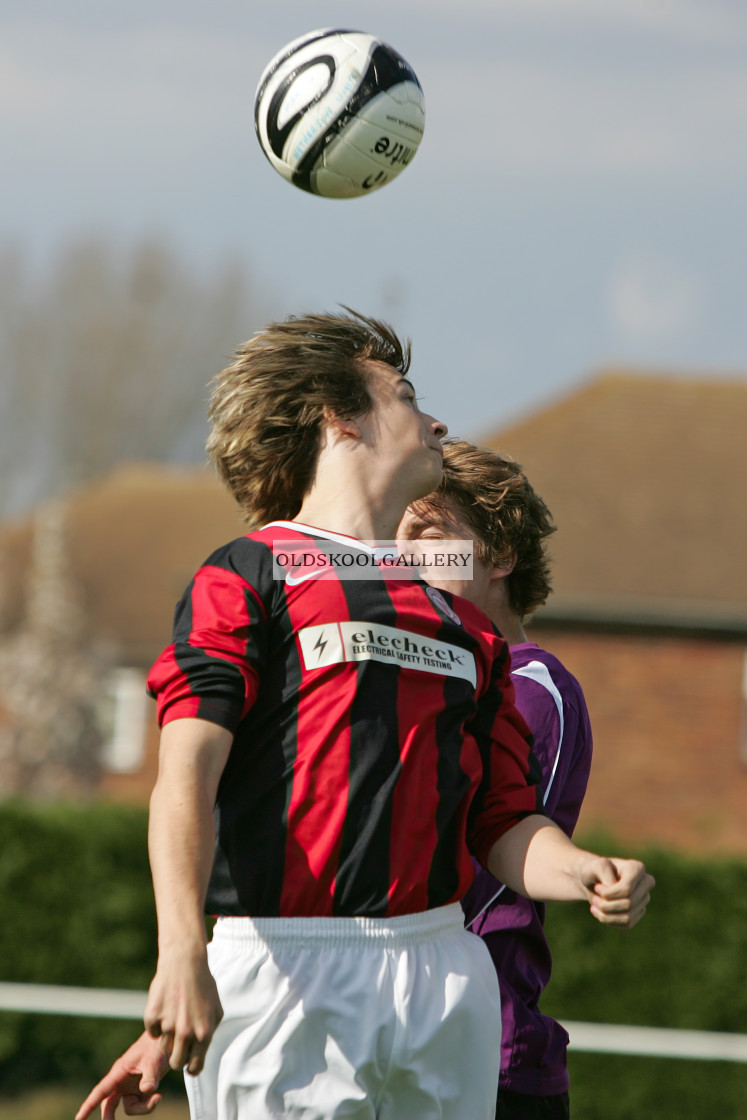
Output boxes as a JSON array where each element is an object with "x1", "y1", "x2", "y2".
[
  {"x1": 76, "y1": 312, "x2": 652, "y2": 1120},
  {"x1": 400, "y1": 440, "x2": 592, "y2": 1119}
]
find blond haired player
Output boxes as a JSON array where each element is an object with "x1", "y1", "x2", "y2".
[
  {"x1": 76, "y1": 312, "x2": 652, "y2": 1120},
  {"x1": 401, "y1": 441, "x2": 596, "y2": 1119}
]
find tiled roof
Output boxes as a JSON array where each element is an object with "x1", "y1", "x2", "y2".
[
  {"x1": 1, "y1": 372, "x2": 745, "y2": 657},
  {"x1": 0, "y1": 464, "x2": 245, "y2": 662},
  {"x1": 479, "y1": 371, "x2": 747, "y2": 614}
]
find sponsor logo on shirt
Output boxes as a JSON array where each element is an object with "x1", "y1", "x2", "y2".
[
  {"x1": 298, "y1": 621, "x2": 477, "y2": 687},
  {"x1": 425, "y1": 585, "x2": 463, "y2": 626}
]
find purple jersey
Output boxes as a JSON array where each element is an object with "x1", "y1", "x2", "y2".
[{"x1": 461, "y1": 641, "x2": 593, "y2": 1096}]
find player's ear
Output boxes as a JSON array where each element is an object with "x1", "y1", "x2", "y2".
[
  {"x1": 322, "y1": 405, "x2": 362, "y2": 441},
  {"x1": 489, "y1": 553, "x2": 517, "y2": 583}
]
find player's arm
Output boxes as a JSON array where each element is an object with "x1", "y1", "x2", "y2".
[
  {"x1": 470, "y1": 643, "x2": 653, "y2": 928},
  {"x1": 486, "y1": 815, "x2": 654, "y2": 929},
  {"x1": 74, "y1": 1031, "x2": 167, "y2": 1120},
  {"x1": 144, "y1": 717, "x2": 233, "y2": 1076}
]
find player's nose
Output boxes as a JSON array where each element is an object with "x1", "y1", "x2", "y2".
[{"x1": 427, "y1": 414, "x2": 448, "y2": 438}]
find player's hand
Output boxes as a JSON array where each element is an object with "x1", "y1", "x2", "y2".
[
  {"x1": 74, "y1": 1032, "x2": 168, "y2": 1119},
  {"x1": 578, "y1": 856, "x2": 655, "y2": 929},
  {"x1": 144, "y1": 948, "x2": 223, "y2": 1076}
]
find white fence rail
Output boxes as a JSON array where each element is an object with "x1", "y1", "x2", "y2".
[
  {"x1": 559, "y1": 1019, "x2": 747, "y2": 1063},
  {"x1": 0, "y1": 982, "x2": 146, "y2": 1020},
  {"x1": 2, "y1": 983, "x2": 747, "y2": 1064}
]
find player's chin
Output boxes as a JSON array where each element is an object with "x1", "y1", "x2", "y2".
[
  {"x1": 426, "y1": 449, "x2": 444, "y2": 483},
  {"x1": 408, "y1": 461, "x2": 443, "y2": 502}
]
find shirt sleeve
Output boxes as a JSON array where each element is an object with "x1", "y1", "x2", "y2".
[
  {"x1": 466, "y1": 641, "x2": 545, "y2": 868},
  {"x1": 511, "y1": 663, "x2": 593, "y2": 838},
  {"x1": 146, "y1": 557, "x2": 270, "y2": 733}
]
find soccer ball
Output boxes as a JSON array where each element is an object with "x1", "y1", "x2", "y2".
[{"x1": 254, "y1": 29, "x2": 425, "y2": 199}]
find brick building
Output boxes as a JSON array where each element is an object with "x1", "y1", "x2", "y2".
[
  {"x1": 480, "y1": 371, "x2": 747, "y2": 854},
  {"x1": 1, "y1": 371, "x2": 745, "y2": 853}
]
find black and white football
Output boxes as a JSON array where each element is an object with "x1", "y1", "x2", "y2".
[{"x1": 254, "y1": 29, "x2": 425, "y2": 199}]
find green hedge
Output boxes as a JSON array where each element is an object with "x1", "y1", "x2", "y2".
[
  {"x1": 563, "y1": 1053, "x2": 745, "y2": 1120},
  {"x1": 542, "y1": 836, "x2": 747, "y2": 1119},
  {"x1": 543, "y1": 837, "x2": 747, "y2": 1032},
  {"x1": 0, "y1": 801, "x2": 156, "y2": 1092},
  {"x1": 1, "y1": 806, "x2": 746, "y2": 1115}
]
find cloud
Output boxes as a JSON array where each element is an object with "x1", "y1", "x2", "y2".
[
  {"x1": 607, "y1": 252, "x2": 704, "y2": 342},
  {"x1": 409, "y1": 0, "x2": 747, "y2": 44},
  {"x1": 3, "y1": 5, "x2": 747, "y2": 183},
  {"x1": 419, "y1": 55, "x2": 747, "y2": 180},
  {"x1": 0, "y1": 23, "x2": 272, "y2": 165}
]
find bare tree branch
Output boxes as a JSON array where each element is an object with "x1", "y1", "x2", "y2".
[{"x1": 0, "y1": 237, "x2": 255, "y2": 518}]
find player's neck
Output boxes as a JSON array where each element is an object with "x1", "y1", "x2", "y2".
[
  {"x1": 484, "y1": 583, "x2": 527, "y2": 645},
  {"x1": 293, "y1": 413, "x2": 441, "y2": 542},
  {"x1": 489, "y1": 607, "x2": 527, "y2": 645},
  {"x1": 295, "y1": 463, "x2": 407, "y2": 542}
]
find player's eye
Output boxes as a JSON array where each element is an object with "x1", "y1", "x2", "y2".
[{"x1": 399, "y1": 386, "x2": 421, "y2": 407}]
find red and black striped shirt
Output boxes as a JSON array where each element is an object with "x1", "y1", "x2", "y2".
[{"x1": 147, "y1": 522, "x2": 542, "y2": 918}]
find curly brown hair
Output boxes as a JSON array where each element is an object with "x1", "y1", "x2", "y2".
[
  {"x1": 413, "y1": 439, "x2": 556, "y2": 619},
  {"x1": 206, "y1": 309, "x2": 411, "y2": 525}
]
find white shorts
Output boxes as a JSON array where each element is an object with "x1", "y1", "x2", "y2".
[{"x1": 185, "y1": 903, "x2": 501, "y2": 1120}]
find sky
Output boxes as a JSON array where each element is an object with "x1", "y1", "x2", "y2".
[{"x1": 3, "y1": 0, "x2": 747, "y2": 439}]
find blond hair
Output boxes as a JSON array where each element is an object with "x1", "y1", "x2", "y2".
[
  {"x1": 415, "y1": 439, "x2": 556, "y2": 619},
  {"x1": 207, "y1": 309, "x2": 410, "y2": 525}
]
